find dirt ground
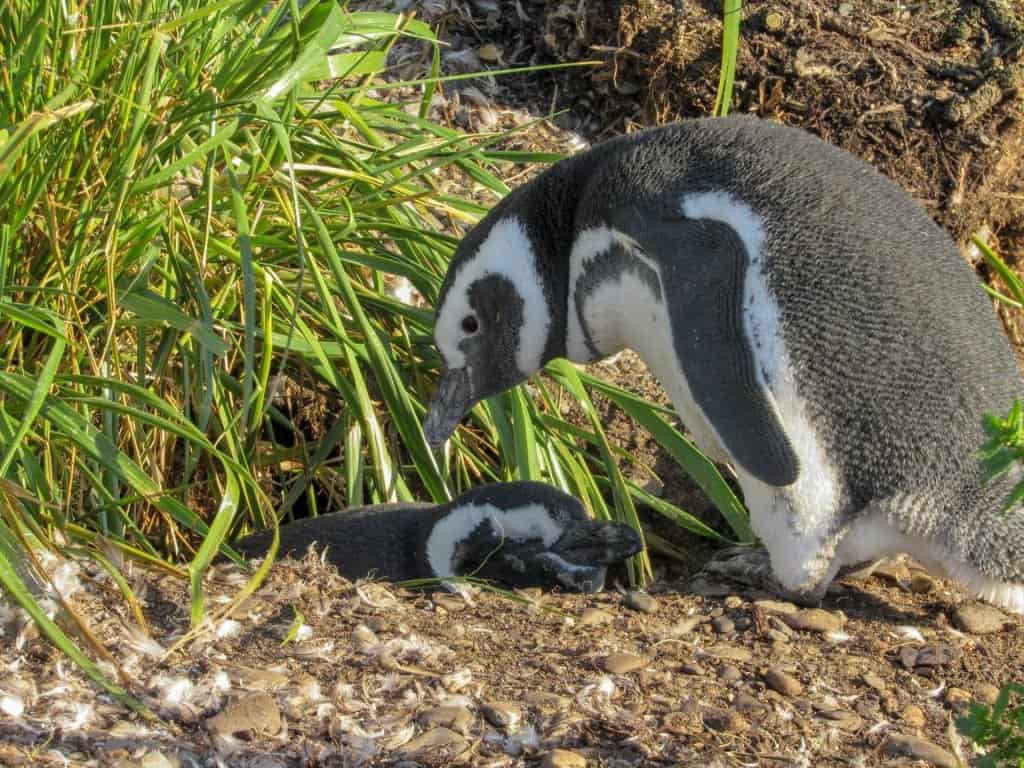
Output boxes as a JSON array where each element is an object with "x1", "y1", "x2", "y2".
[{"x1": 3, "y1": 0, "x2": 1024, "y2": 766}]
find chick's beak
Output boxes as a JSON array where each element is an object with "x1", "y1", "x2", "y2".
[{"x1": 424, "y1": 367, "x2": 473, "y2": 447}]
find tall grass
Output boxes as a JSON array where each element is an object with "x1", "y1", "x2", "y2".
[{"x1": 0, "y1": 0, "x2": 750, "y2": 705}]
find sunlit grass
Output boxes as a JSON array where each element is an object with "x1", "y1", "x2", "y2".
[{"x1": 0, "y1": 0, "x2": 752, "y2": 706}]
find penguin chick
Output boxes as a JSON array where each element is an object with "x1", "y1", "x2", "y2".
[
  {"x1": 231, "y1": 481, "x2": 643, "y2": 593},
  {"x1": 423, "y1": 115, "x2": 1024, "y2": 613}
]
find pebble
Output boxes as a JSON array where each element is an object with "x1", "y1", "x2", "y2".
[
  {"x1": 711, "y1": 616, "x2": 735, "y2": 634},
  {"x1": 418, "y1": 705, "x2": 473, "y2": 734},
  {"x1": 718, "y1": 665, "x2": 742, "y2": 682},
  {"x1": 603, "y1": 652, "x2": 647, "y2": 674},
  {"x1": 901, "y1": 704, "x2": 926, "y2": 728},
  {"x1": 975, "y1": 683, "x2": 1001, "y2": 706},
  {"x1": 482, "y1": 701, "x2": 522, "y2": 731},
  {"x1": 140, "y1": 753, "x2": 178, "y2": 768},
  {"x1": 681, "y1": 661, "x2": 706, "y2": 676},
  {"x1": 525, "y1": 691, "x2": 571, "y2": 710},
  {"x1": 624, "y1": 591, "x2": 659, "y2": 614},
  {"x1": 734, "y1": 693, "x2": 766, "y2": 713},
  {"x1": 908, "y1": 573, "x2": 935, "y2": 594},
  {"x1": 754, "y1": 599, "x2": 797, "y2": 614},
  {"x1": 477, "y1": 43, "x2": 502, "y2": 63},
  {"x1": 703, "y1": 644, "x2": 752, "y2": 663},
  {"x1": 873, "y1": 560, "x2": 911, "y2": 584},
  {"x1": 230, "y1": 666, "x2": 289, "y2": 690},
  {"x1": 915, "y1": 643, "x2": 958, "y2": 668},
  {"x1": 580, "y1": 608, "x2": 613, "y2": 626},
  {"x1": 952, "y1": 602, "x2": 1009, "y2": 635},
  {"x1": 817, "y1": 709, "x2": 862, "y2": 730},
  {"x1": 781, "y1": 609, "x2": 844, "y2": 634},
  {"x1": 882, "y1": 733, "x2": 957, "y2": 768},
  {"x1": 399, "y1": 728, "x2": 469, "y2": 758},
  {"x1": 703, "y1": 707, "x2": 748, "y2": 733},
  {"x1": 862, "y1": 672, "x2": 887, "y2": 692},
  {"x1": 765, "y1": 666, "x2": 803, "y2": 696},
  {"x1": 671, "y1": 616, "x2": 706, "y2": 635},
  {"x1": 724, "y1": 595, "x2": 743, "y2": 609},
  {"x1": 207, "y1": 692, "x2": 282, "y2": 738},
  {"x1": 541, "y1": 749, "x2": 587, "y2": 768},
  {"x1": 433, "y1": 594, "x2": 467, "y2": 612}
]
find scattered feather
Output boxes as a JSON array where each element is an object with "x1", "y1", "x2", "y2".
[
  {"x1": 893, "y1": 626, "x2": 925, "y2": 643},
  {"x1": 0, "y1": 693, "x2": 25, "y2": 717}
]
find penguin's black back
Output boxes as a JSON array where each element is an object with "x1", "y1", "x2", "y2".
[
  {"x1": 554, "y1": 117, "x2": 1022, "y2": 568},
  {"x1": 232, "y1": 503, "x2": 438, "y2": 582}
]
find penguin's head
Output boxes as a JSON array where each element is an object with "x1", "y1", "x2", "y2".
[
  {"x1": 421, "y1": 143, "x2": 595, "y2": 447},
  {"x1": 424, "y1": 210, "x2": 556, "y2": 446},
  {"x1": 426, "y1": 482, "x2": 644, "y2": 593}
]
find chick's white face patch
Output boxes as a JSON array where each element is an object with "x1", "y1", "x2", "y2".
[
  {"x1": 425, "y1": 502, "x2": 563, "y2": 577},
  {"x1": 435, "y1": 216, "x2": 550, "y2": 375}
]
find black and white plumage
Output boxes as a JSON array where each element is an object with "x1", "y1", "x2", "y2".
[
  {"x1": 231, "y1": 482, "x2": 643, "y2": 593},
  {"x1": 424, "y1": 115, "x2": 1024, "y2": 613}
]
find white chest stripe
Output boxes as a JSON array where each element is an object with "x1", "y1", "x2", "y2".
[
  {"x1": 435, "y1": 217, "x2": 550, "y2": 375},
  {"x1": 425, "y1": 502, "x2": 563, "y2": 577}
]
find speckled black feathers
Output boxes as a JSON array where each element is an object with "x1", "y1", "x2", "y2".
[{"x1": 449, "y1": 115, "x2": 1024, "y2": 584}]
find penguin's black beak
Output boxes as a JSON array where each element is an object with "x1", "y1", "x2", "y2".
[
  {"x1": 424, "y1": 366, "x2": 473, "y2": 446},
  {"x1": 551, "y1": 520, "x2": 645, "y2": 565}
]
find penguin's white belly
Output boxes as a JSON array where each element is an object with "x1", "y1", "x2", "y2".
[{"x1": 576, "y1": 250, "x2": 843, "y2": 590}]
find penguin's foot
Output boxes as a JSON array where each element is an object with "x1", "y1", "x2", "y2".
[{"x1": 698, "y1": 546, "x2": 827, "y2": 607}]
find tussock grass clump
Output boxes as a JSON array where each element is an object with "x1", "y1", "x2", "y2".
[{"x1": 0, "y1": 0, "x2": 750, "y2": 703}]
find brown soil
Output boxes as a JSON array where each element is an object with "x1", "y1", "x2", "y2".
[{"x1": 2, "y1": 553, "x2": 1021, "y2": 767}]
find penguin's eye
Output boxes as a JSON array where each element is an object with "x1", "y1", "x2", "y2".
[{"x1": 461, "y1": 315, "x2": 479, "y2": 334}]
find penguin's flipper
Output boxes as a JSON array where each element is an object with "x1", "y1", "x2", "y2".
[{"x1": 610, "y1": 204, "x2": 800, "y2": 487}]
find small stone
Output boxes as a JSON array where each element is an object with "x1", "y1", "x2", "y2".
[
  {"x1": 207, "y1": 692, "x2": 282, "y2": 738},
  {"x1": 944, "y1": 688, "x2": 972, "y2": 709},
  {"x1": 724, "y1": 595, "x2": 743, "y2": 609},
  {"x1": 603, "y1": 652, "x2": 647, "y2": 674},
  {"x1": 525, "y1": 691, "x2": 571, "y2": 710},
  {"x1": 873, "y1": 560, "x2": 911, "y2": 584},
  {"x1": 753, "y1": 599, "x2": 797, "y2": 614},
  {"x1": 671, "y1": 616, "x2": 706, "y2": 635},
  {"x1": 882, "y1": 734, "x2": 957, "y2": 767},
  {"x1": 718, "y1": 665, "x2": 742, "y2": 682},
  {"x1": 230, "y1": 666, "x2": 288, "y2": 690},
  {"x1": 364, "y1": 616, "x2": 387, "y2": 632},
  {"x1": 541, "y1": 749, "x2": 587, "y2": 768},
  {"x1": 900, "y1": 646, "x2": 920, "y2": 670},
  {"x1": 140, "y1": 753, "x2": 178, "y2": 768},
  {"x1": 765, "y1": 666, "x2": 803, "y2": 696},
  {"x1": 580, "y1": 608, "x2": 613, "y2": 626},
  {"x1": 952, "y1": 603, "x2": 1009, "y2": 635},
  {"x1": 901, "y1": 704, "x2": 926, "y2": 728},
  {"x1": 862, "y1": 672, "x2": 887, "y2": 692},
  {"x1": 399, "y1": 728, "x2": 469, "y2": 758},
  {"x1": 624, "y1": 591, "x2": 659, "y2": 614},
  {"x1": 818, "y1": 709, "x2": 862, "y2": 730},
  {"x1": 681, "y1": 661, "x2": 706, "y2": 676},
  {"x1": 914, "y1": 643, "x2": 958, "y2": 668},
  {"x1": 908, "y1": 573, "x2": 935, "y2": 594},
  {"x1": 482, "y1": 701, "x2": 522, "y2": 730},
  {"x1": 975, "y1": 683, "x2": 1001, "y2": 706},
  {"x1": 418, "y1": 705, "x2": 473, "y2": 734},
  {"x1": 838, "y1": 2, "x2": 854, "y2": 16},
  {"x1": 434, "y1": 594, "x2": 467, "y2": 612},
  {"x1": 734, "y1": 693, "x2": 766, "y2": 713},
  {"x1": 781, "y1": 609, "x2": 844, "y2": 634},
  {"x1": 477, "y1": 43, "x2": 502, "y2": 62},
  {"x1": 703, "y1": 644, "x2": 752, "y2": 663},
  {"x1": 712, "y1": 616, "x2": 735, "y2": 634},
  {"x1": 703, "y1": 707, "x2": 748, "y2": 733}
]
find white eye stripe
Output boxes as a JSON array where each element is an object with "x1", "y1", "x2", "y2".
[{"x1": 435, "y1": 216, "x2": 551, "y2": 374}]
